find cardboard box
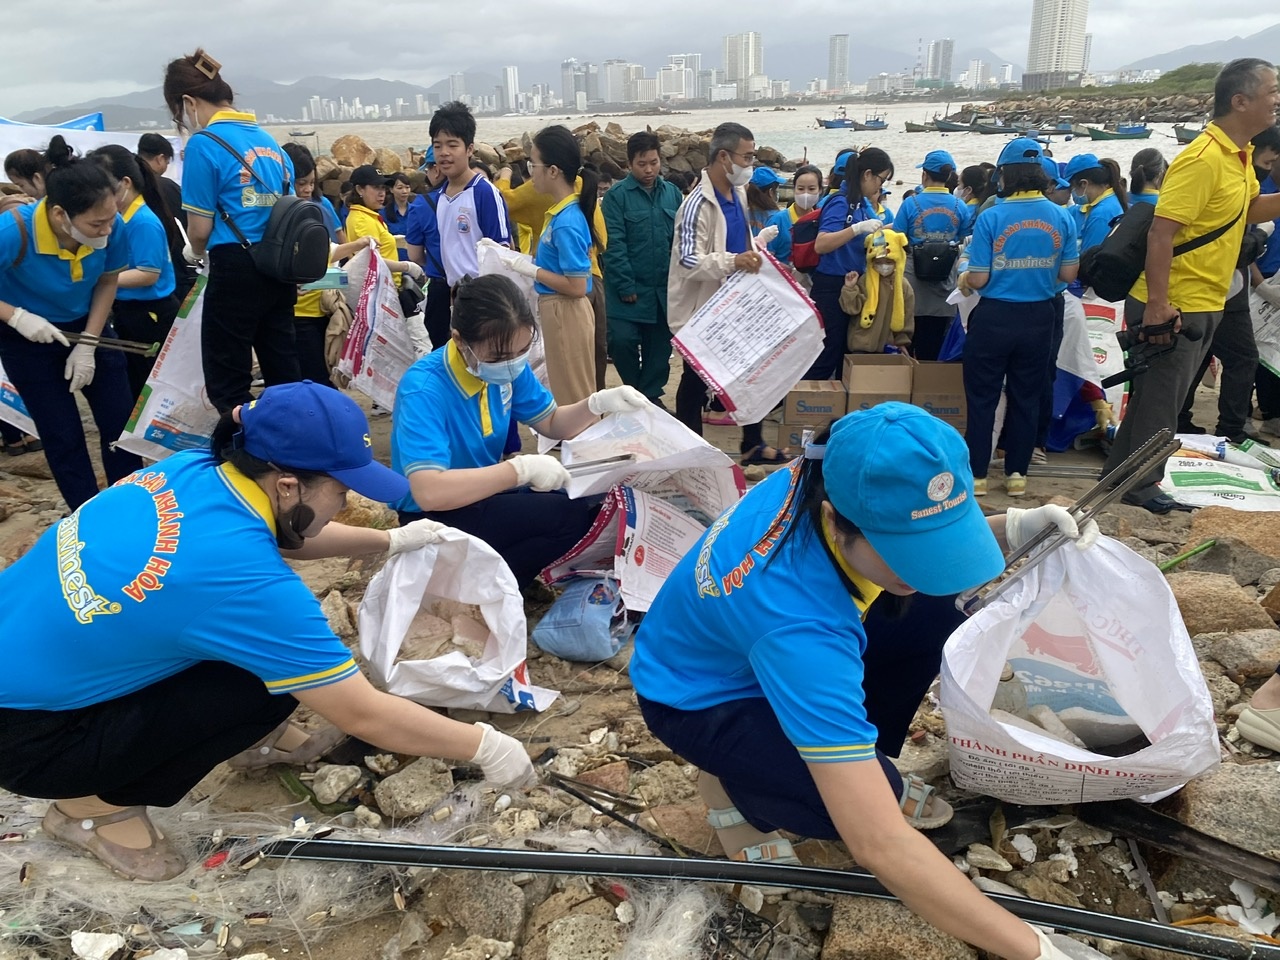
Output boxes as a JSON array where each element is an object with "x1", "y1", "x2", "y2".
[
  {"x1": 842, "y1": 354, "x2": 914, "y2": 414},
  {"x1": 783, "y1": 380, "x2": 847, "y2": 426},
  {"x1": 911, "y1": 362, "x2": 967, "y2": 434},
  {"x1": 777, "y1": 421, "x2": 820, "y2": 451}
]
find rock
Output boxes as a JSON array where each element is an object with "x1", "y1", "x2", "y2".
[
  {"x1": 430, "y1": 871, "x2": 527, "y2": 944},
  {"x1": 312, "y1": 764, "x2": 362, "y2": 805},
  {"x1": 1189, "y1": 508, "x2": 1280, "y2": 560},
  {"x1": 287, "y1": 556, "x2": 359, "y2": 597},
  {"x1": 1209, "y1": 629, "x2": 1280, "y2": 678},
  {"x1": 523, "y1": 889, "x2": 617, "y2": 960},
  {"x1": 973, "y1": 876, "x2": 1025, "y2": 897},
  {"x1": 890, "y1": 733, "x2": 949, "y2": 782},
  {"x1": 473, "y1": 142, "x2": 502, "y2": 167},
  {"x1": 576, "y1": 760, "x2": 631, "y2": 796},
  {"x1": 71, "y1": 932, "x2": 126, "y2": 960},
  {"x1": 0, "y1": 527, "x2": 40, "y2": 566},
  {"x1": 1183, "y1": 537, "x2": 1280, "y2": 586},
  {"x1": 545, "y1": 915, "x2": 623, "y2": 960},
  {"x1": 333, "y1": 492, "x2": 397, "y2": 529},
  {"x1": 1161, "y1": 762, "x2": 1280, "y2": 852},
  {"x1": 330, "y1": 134, "x2": 376, "y2": 168},
  {"x1": 966, "y1": 843, "x2": 1013, "y2": 872},
  {"x1": 315, "y1": 156, "x2": 340, "y2": 182},
  {"x1": 1166, "y1": 572, "x2": 1275, "y2": 636},
  {"x1": 1202, "y1": 670, "x2": 1242, "y2": 716},
  {"x1": 756, "y1": 146, "x2": 785, "y2": 168},
  {"x1": 636, "y1": 801, "x2": 723, "y2": 856},
  {"x1": 373, "y1": 758, "x2": 454, "y2": 820},
  {"x1": 631, "y1": 760, "x2": 697, "y2": 806},
  {"x1": 442, "y1": 937, "x2": 515, "y2": 960},
  {"x1": 821, "y1": 898, "x2": 976, "y2": 960},
  {"x1": 320, "y1": 589, "x2": 355, "y2": 640},
  {"x1": 503, "y1": 143, "x2": 526, "y2": 164},
  {"x1": 1264, "y1": 583, "x2": 1280, "y2": 623},
  {"x1": 4, "y1": 456, "x2": 53, "y2": 480},
  {"x1": 374, "y1": 147, "x2": 403, "y2": 173},
  {"x1": 1007, "y1": 872, "x2": 1084, "y2": 907}
]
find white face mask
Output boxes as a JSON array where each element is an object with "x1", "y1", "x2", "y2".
[
  {"x1": 66, "y1": 217, "x2": 109, "y2": 250},
  {"x1": 727, "y1": 162, "x2": 753, "y2": 187},
  {"x1": 874, "y1": 261, "x2": 896, "y2": 277},
  {"x1": 794, "y1": 192, "x2": 820, "y2": 211},
  {"x1": 952, "y1": 186, "x2": 971, "y2": 200}
]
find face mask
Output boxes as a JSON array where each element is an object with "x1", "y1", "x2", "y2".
[
  {"x1": 465, "y1": 343, "x2": 531, "y2": 385},
  {"x1": 952, "y1": 186, "x2": 970, "y2": 200},
  {"x1": 874, "y1": 261, "x2": 896, "y2": 277},
  {"x1": 66, "y1": 218, "x2": 108, "y2": 250},
  {"x1": 794, "y1": 192, "x2": 819, "y2": 211},
  {"x1": 727, "y1": 162, "x2": 753, "y2": 187},
  {"x1": 1071, "y1": 191, "x2": 1088, "y2": 207}
]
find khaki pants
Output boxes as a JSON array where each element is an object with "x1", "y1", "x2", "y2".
[{"x1": 539, "y1": 293, "x2": 597, "y2": 406}]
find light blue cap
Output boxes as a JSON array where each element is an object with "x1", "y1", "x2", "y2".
[
  {"x1": 823, "y1": 403, "x2": 1005, "y2": 595},
  {"x1": 917, "y1": 149, "x2": 956, "y2": 173},
  {"x1": 1062, "y1": 153, "x2": 1103, "y2": 183},
  {"x1": 1041, "y1": 156, "x2": 1070, "y2": 190},
  {"x1": 997, "y1": 137, "x2": 1044, "y2": 167},
  {"x1": 750, "y1": 167, "x2": 788, "y2": 188},
  {"x1": 833, "y1": 148, "x2": 858, "y2": 175}
]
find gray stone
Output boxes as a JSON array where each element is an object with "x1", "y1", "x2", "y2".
[
  {"x1": 1059, "y1": 822, "x2": 1112, "y2": 847},
  {"x1": 1260, "y1": 568, "x2": 1280, "y2": 595},
  {"x1": 821, "y1": 898, "x2": 976, "y2": 960},
  {"x1": 1209, "y1": 629, "x2": 1280, "y2": 678},
  {"x1": 429, "y1": 871, "x2": 527, "y2": 944},
  {"x1": 1162, "y1": 762, "x2": 1280, "y2": 853},
  {"x1": 890, "y1": 734, "x2": 950, "y2": 782},
  {"x1": 1184, "y1": 537, "x2": 1280, "y2": 586},
  {"x1": 545, "y1": 915, "x2": 622, "y2": 960},
  {"x1": 311, "y1": 764, "x2": 363, "y2": 805},
  {"x1": 373, "y1": 757, "x2": 454, "y2": 820},
  {"x1": 1167, "y1": 573, "x2": 1276, "y2": 637},
  {"x1": 966, "y1": 843, "x2": 1013, "y2": 872},
  {"x1": 442, "y1": 937, "x2": 516, "y2": 960}
]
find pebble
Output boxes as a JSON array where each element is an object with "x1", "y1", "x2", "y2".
[
  {"x1": 615, "y1": 901, "x2": 636, "y2": 924},
  {"x1": 494, "y1": 795, "x2": 512, "y2": 813},
  {"x1": 353, "y1": 805, "x2": 383, "y2": 830},
  {"x1": 966, "y1": 843, "x2": 1013, "y2": 872},
  {"x1": 1010, "y1": 834, "x2": 1038, "y2": 864},
  {"x1": 738, "y1": 885, "x2": 765, "y2": 914},
  {"x1": 973, "y1": 876, "x2": 1027, "y2": 898}
]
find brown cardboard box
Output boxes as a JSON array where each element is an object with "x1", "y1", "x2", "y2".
[
  {"x1": 842, "y1": 354, "x2": 914, "y2": 414},
  {"x1": 783, "y1": 380, "x2": 847, "y2": 426},
  {"x1": 776, "y1": 421, "x2": 818, "y2": 451},
  {"x1": 911, "y1": 362, "x2": 966, "y2": 433}
]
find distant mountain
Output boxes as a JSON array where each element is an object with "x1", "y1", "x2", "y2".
[{"x1": 1118, "y1": 22, "x2": 1280, "y2": 73}]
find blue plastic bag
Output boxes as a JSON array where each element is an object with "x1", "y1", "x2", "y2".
[
  {"x1": 532, "y1": 577, "x2": 634, "y2": 662},
  {"x1": 938, "y1": 312, "x2": 966, "y2": 362}
]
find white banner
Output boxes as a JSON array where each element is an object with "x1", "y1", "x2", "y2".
[
  {"x1": 0, "y1": 127, "x2": 183, "y2": 187},
  {"x1": 1249, "y1": 286, "x2": 1280, "y2": 377}
]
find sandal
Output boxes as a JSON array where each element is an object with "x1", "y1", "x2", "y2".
[
  {"x1": 707, "y1": 805, "x2": 802, "y2": 865},
  {"x1": 1236, "y1": 705, "x2": 1280, "y2": 752},
  {"x1": 43, "y1": 803, "x2": 186, "y2": 881},
  {"x1": 227, "y1": 720, "x2": 348, "y2": 771},
  {"x1": 900, "y1": 774, "x2": 954, "y2": 830},
  {"x1": 740, "y1": 445, "x2": 793, "y2": 467},
  {"x1": 702, "y1": 412, "x2": 736, "y2": 427}
]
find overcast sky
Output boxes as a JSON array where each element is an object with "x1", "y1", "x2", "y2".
[{"x1": 2, "y1": 3, "x2": 1276, "y2": 115}]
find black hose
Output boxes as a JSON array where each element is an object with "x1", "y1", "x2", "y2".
[{"x1": 257, "y1": 838, "x2": 1279, "y2": 960}]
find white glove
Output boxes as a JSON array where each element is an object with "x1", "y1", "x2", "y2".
[
  {"x1": 181, "y1": 242, "x2": 204, "y2": 266},
  {"x1": 398, "y1": 261, "x2": 426, "y2": 283},
  {"x1": 587, "y1": 385, "x2": 649, "y2": 416},
  {"x1": 756, "y1": 224, "x2": 779, "y2": 247},
  {"x1": 851, "y1": 218, "x2": 884, "y2": 237},
  {"x1": 476, "y1": 237, "x2": 506, "y2": 252},
  {"x1": 1259, "y1": 220, "x2": 1277, "y2": 238},
  {"x1": 64, "y1": 344, "x2": 96, "y2": 392},
  {"x1": 1006, "y1": 504, "x2": 1099, "y2": 553},
  {"x1": 8, "y1": 308, "x2": 70, "y2": 346},
  {"x1": 471, "y1": 722, "x2": 535, "y2": 787},
  {"x1": 1257, "y1": 280, "x2": 1280, "y2": 308},
  {"x1": 387, "y1": 518, "x2": 448, "y2": 557},
  {"x1": 509, "y1": 454, "x2": 570, "y2": 492},
  {"x1": 504, "y1": 257, "x2": 540, "y2": 280},
  {"x1": 1032, "y1": 927, "x2": 1107, "y2": 960}
]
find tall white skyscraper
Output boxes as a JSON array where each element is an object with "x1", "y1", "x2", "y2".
[
  {"x1": 827, "y1": 35, "x2": 849, "y2": 90},
  {"x1": 501, "y1": 66, "x2": 519, "y2": 112},
  {"x1": 925, "y1": 38, "x2": 955, "y2": 82},
  {"x1": 722, "y1": 32, "x2": 764, "y2": 84},
  {"x1": 448, "y1": 73, "x2": 467, "y2": 101},
  {"x1": 602, "y1": 59, "x2": 629, "y2": 104},
  {"x1": 1082, "y1": 33, "x2": 1093, "y2": 73},
  {"x1": 1024, "y1": 0, "x2": 1090, "y2": 91},
  {"x1": 967, "y1": 60, "x2": 989, "y2": 89}
]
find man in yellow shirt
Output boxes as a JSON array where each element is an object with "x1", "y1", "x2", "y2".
[{"x1": 1108, "y1": 58, "x2": 1280, "y2": 513}]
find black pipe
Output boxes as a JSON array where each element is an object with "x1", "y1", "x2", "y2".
[{"x1": 257, "y1": 838, "x2": 1278, "y2": 960}]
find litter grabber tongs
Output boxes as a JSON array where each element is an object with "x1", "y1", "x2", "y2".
[
  {"x1": 65, "y1": 330, "x2": 161, "y2": 358},
  {"x1": 954, "y1": 428, "x2": 1180, "y2": 616}
]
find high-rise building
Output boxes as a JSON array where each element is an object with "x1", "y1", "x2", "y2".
[
  {"x1": 1024, "y1": 0, "x2": 1090, "y2": 91},
  {"x1": 658, "y1": 65, "x2": 688, "y2": 99},
  {"x1": 722, "y1": 32, "x2": 764, "y2": 87},
  {"x1": 584, "y1": 63, "x2": 600, "y2": 103},
  {"x1": 827, "y1": 35, "x2": 849, "y2": 90},
  {"x1": 1082, "y1": 33, "x2": 1093, "y2": 73},
  {"x1": 696, "y1": 69, "x2": 716, "y2": 100},
  {"x1": 634, "y1": 77, "x2": 659, "y2": 103},
  {"x1": 967, "y1": 59, "x2": 989, "y2": 89},
  {"x1": 448, "y1": 73, "x2": 467, "y2": 101},
  {"x1": 602, "y1": 59, "x2": 630, "y2": 104},
  {"x1": 560, "y1": 58, "x2": 580, "y2": 105},
  {"x1": 414, "y1": 93, "x2": 426, "y2": 115},
  {"x1": 308, "y1": 96, "x2": 323, "y2": 122},
  {"x1": 1000, "y1": 63, "x2": 1014, "y2": 85},
  {"x1": 501, "y1": 66, "x2": 519, "y2": 112},
  {"x1": 925, "y1": 38, "x2": 955, "y2": 82},
  {"x1": 667, "y1": 54, "x2": 701, "y2": 101}
]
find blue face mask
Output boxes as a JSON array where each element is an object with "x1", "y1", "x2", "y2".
[
  {"x1": 464, "y1": 344, "x2": 530, "y2": 385},
  {"x1": 1071, "y1": 191, "x2": 1088, "y2": 207}
]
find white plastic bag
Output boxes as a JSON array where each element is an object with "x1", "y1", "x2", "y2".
[
  {"x1": 359, "y1": 528, "x2": 558, "y2": 713},
  {"x1": 940, "y1": 537, "x2": 1218, "y2": 805}
]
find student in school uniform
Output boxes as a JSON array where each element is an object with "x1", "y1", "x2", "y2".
[
  {"x1": 383, "y1": 172, "x2": 420, "y2": 260},
  {"x1": 1129, "y1": 149, "x2": 1168, "y2": 206},
  {"x1": 404, "y1": 157, "x2": 452, "y2": 350},
  {"x1": 163, "y1": 49, "x2": 300, "y2": 414},
  {"x1": 0, "y1": 137, "x2": 143, "y2": 510},
  {"x1": 1064, "y1": 154, "x2": 1130, "y2": 255}
]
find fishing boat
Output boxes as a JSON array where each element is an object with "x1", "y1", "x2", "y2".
[
  {"x1": 1174, "y1": 124, "x2": 1203, "y2": 144},
  {"x1": 816, "y1": 106, "x2": 853, "y2": 129},
  {"x1": 933, "y1": 118, "x2": 971, "y2": 132},
  {"x1": 289, "y1": 130, "x2": 316, "y2": 137},
  {"x1": 1086, "y1": 125, "x2": 1152, "y2": 141},
  {"x1": 852, "y1": 112, "x2": 888, "y2": 131},
  {"x1": 1115, "y1": 122, "x2": 1149, "y2": 135},
  {"x1": 975, "y1": 122, "x2": 1014, "y2": 135},
  {"x1": 905, "y1": 121, "x2": 934, "y2": 133},
  {"x1": 1049, "y1": 115, "x2": 1075, "y2": 133}
]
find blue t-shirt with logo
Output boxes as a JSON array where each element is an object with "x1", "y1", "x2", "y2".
[
  {"x1": 404, "y1": 186, "x2": 446, "y2": 281},
  {"x1": 116, "y1": 196, "x2": 176, "y2": 302},
  {"x1": 892, "y1": 187, "x2": 970, "y2": 245},
  {"x1": 0, "y1": 450, "x2": 358, "y2": 711},
  {"x1": 534, "y1": 196, "x2": 593, "y2": 295},
  {"x1": 966, "y1": 192, "x2": 1078, "y2": 302},
  {"x1": 631, "y1": 464, "x2": 884, "y2": 764}
]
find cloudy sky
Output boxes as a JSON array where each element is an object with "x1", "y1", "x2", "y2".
[{"x1": 1, "y1": 2, "x2": 1276, "y2": 115}]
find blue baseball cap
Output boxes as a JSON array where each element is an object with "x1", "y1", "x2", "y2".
[
  {"x1": 823, "y1": 403, "x2": 1005, "y2": 596},
  {"x1": 1062, "y1": 153, "x2": 1102, "y2": 183},
  {"x1": 916, "y1": 149, "x2": 956, "y2": 174},
  {"x1": 833, "y1": 148, "x2": 858, "y2": 175},
  {"x1": 1040, "y1": 156, "x2": 1070, "y2": 190},
  {"x1": 997, "y1": 137, "x2": 1044, "y2": 167},
  {"x1": 419, "y1": 145, "x2": 436, "y2": 169},
  {"x1": 239, "y1": 381, "x2": 410, "y2": 503},
  {"x1": 750, "y1": 166, "x2": 788, "y2": 189}
]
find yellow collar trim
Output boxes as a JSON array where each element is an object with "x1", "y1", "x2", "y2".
[
  {"x1": 122, "y1": 194, "x2": 146, "y2": 224},
  {"x1": 33, "y1": 199, "x2": 94, "y2": 282},
  {"x1": 923, "y1": 186, "x2": 950, "y2": 193},
  {"x1": 218, "y1": 462, "x2": 277, "y2": 535},
  {"x1": 542, "y1": 193, "x2": 579, "y2": 235},
  {"x1": 1080, "y1": 188, "x2": 1115, "y2": 216},
  {"x1": 821, "y1": 513, "x2": 884, "y2": 618},
  {"x1": 347, "y1": 204, "x2": 383, "y2": 226},
  {"x1": 208, "y1": 109, "x2": 257, "y2": 124},
  {"x1": 445, "y1": 340, "x2": 493, "y2": 437}
]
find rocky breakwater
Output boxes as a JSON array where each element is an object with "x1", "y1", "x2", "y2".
[{"x1": 948, "y1": 92, "x2": 1212, "y2": 125}]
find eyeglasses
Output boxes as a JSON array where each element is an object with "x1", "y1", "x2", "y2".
[{"x1": 729, "y1": 150, "x2": 757, "y2": 164}]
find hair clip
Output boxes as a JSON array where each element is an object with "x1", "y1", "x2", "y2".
[
  {"x1": 193, "y1": 52, "x2": 222, "y2": 80},
  {"x1": 803, "y1": 443, "x2": 826, "y2": 461}
]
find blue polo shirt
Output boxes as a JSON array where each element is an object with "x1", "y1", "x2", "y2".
[
  {"x1": 1259, "y1": 177, "x2": 1280, "y2": 278},
  {"x1": 892, "y1": 187, "x2": 969, "y2": 245},
  {"x1": 967, "y1": 191, "x2": 1078, "y2": 302},
  {"x1": 404, "y1": 187, "x2": 445, "y2": 281},
  {"x1": 390, "y1": 340, "x2": 557, "y2": 513},
  {"x1": 0, "y1": 450, "x2": 359, "y2": 711},
  {"x1": 534, "y1": 195, "x2": 593, "y2": 295},
  {"x1": 716, "y1": 188, "x2": 750, "y2": 255},
  {"x1": 763, "y1": 207, "x2": 795, "y2": 262},
  {"x1": 116, "y1": 195, "x2": 175, "y2": 302},
  {"x1": 631, "y1": 464, "x2": 884, "y2": 764},
  {"x1": 182, "y1": 111, "x2": 296, "y2": 249},
  {"x1": 319, "y1": 195, "x2": 343, "y2": 242},
  {"x1": 1131, "y1": 190, "x2": 1160, "y2": 207},
  {"x1": 0, "y1": 200, "x2": 129, "y2": 323},
  {"x1": 816, "y1": 193, "x2": 877, "y2": 277},
  {"x1": 1078, "y1": 190, "x2": 1125, "y2": 252}
]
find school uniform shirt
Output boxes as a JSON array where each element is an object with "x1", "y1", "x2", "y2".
[
  {"x1": 116, "y1": 195, "x2": 176, "y2": 302},
  {"x1": 319, "y1": 195, "x2": 343, "y2": 242},
  {"x1": 965, "y1": 191, "x2": 1078, "y2": 302},
  {"x1": 716, "y1": 189, "x2": 749, "y2": 256},
  {"x1": 385, "y1": 196, "x2": 422, "y2": 258},
  {"x1": 346, "y1": 204, "x2": 401, "y2": 288},
  {"x1": 534, "y1": 195, "x2": 593, "y2": 295},
  {"x1": 816, "y1": 194, "x2": 877, "y2": 277},
  {"x1": 631, "y1": 463, "x2": 885, "y2": 764},
  {"x1": 389, "y1": 340, "x2": 557, "y2": 513},
  {"x1": 1131, "y1": 190, "x2": 1160, "y2": 207},
  {"x1": 1077, "y1": 189, "x2": 1125, "y2": 252},
  {"x1": 181, "y1": 111, "x2": 296, "y2": 249},
  {"x1": 404, "y1": 186, "x2": 446, "y2": 281},
  {"x1": 1258, "y1": 177, "x2": 1280, "y2": 278},
  {"x1": 0, "y1": 200, "x2": 129, "y2": 323},
  {"x1": 436, "y1": 174, "x2": 513, "y2": 286},
  {"x1": 892, "y1": 187, "x2": 969, "y2": 245},
  {"x1": 0, "y1": 450, "x2": 359, "y2": 711},
  {"x1": 763, "y1": 206, "x2": 796, "y2": 262}
]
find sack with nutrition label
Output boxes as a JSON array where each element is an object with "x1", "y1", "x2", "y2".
[
  {"x1": 359, "y1": 527, "x2": 559, "y2": 713},
  {"x1": 939, "y1": 537, "x2": 1218, "y2": 805}
]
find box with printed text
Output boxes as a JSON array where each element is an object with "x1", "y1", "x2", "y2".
[
  {"x1": 782, "y1": 380, "x2": 847, "y2": 427},
  {"x1": 842, "y1": 354, "x2": 914, "y2": 414},
  {"x1": 911, "y1": 361, "x2": 966, "y2": 434}
]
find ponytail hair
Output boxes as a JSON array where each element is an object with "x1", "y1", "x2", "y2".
[
  {"x1": 163, "y1": 48, "x2": 235, "y2": 130},
  {"x1": 1129, "y1": 148, "x2": 1167, "y2": 196},
  {"x1": 88, "y1": 144, "x2": 179, "y2": 252},
  {"x1": 43, "y1": 136, "x2": 116, "y2": 218},
  {"x1": 532, "y1": 125, "x2": 600, "y2": 249},
  {"x1": 1075, "y1": 158, "x2": 1131, "y2": 211}
]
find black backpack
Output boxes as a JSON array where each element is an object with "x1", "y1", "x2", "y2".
[
  {"x1": 1079, "y1": 202, "x2": 1243, "y2": 302},
  {"x1": 194, "y1": 131, "x2": 330, "y2": 284}
]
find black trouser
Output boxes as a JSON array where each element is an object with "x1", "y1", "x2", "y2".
[
  {"x1": 424, "y1": 278, "x2": 452, "y2": 351},
  {"x1": 203, "y1": 245, "x2": 300, "y2": 413},
  {"x1": 806, "y1": 272, "x2": 849, "y2": 380},
  {"x1": 294, "y1": 315, "x2": 335, "y2": 388},
  {"x1": 1259, "y1": 367, "x2": 1280, "y2": 420},
  {"x1": 112, "y1": 295, "x2": 180, "y2": 399},
  {"x1": 1035, "y1": 293, "x2": 1067, "y2": 448},
  {"x1": 673, "y1": 365, "x2": 765, "y2": 456},
  {"x1": 0, "y1": 662, "x2": 296, "y2": 808},
  {"x1": 1177, "y1": 298, "x2": 1258, "y2": 437},
  {"x1": 398, "y1": 489, "x2": 600, "y2": 588},
  {"x1": 913, "y1": 316, "x2": 953, "y2": 362}
]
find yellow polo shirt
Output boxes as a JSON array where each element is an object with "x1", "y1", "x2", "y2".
[
  {"x1": 345, "y1": 204, "x2": 401, "y2": 288},
  {"x1": 1131, "y1": 122, "x2": 1259, "y2": 312}
]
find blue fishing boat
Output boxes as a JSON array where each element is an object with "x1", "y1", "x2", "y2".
[
  {"x1": 852, "y1": 112, "x2": 888, "y2": 131},
  {"x1": 816, "y1": 106, "x2": 854, "y2": 129}
]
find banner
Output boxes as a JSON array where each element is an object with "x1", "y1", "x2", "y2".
[
  {"x1": 0, "y1": 113, "x2": 105, "y2": 131},
  {"x1": 0, "y1": 127, "x2": 183, "y2": 185},
  {"x1": 0, "y1": 359, "x2": 37, "y2": 438}
]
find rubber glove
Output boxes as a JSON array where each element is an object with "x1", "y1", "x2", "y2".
[
  {"x1": 476, "y1": 237, "x2": 507, "y2": 252},
  {"x1": 587, "y1": 385, "x2": 649, "y2": 416},
  {"x1": 398, "y1": 261, "x2": 426, "y2": 284},
  {"x1": 471, "y1": 722, "x2": 535, "y2": 787},
  {"x1": 1089, "y1": 398, "x2": 1116, "y2": 433},
  {"x1": 387, "y1": 517, "x2": 449, "y2": 557},
  {"x1": 1006, "y1": 504, "x2": 1099, "y2": 552},
  {"x1": 1033, "y1": 927, "x2": 1107, "y2": 960},
  {"x1": 64, "y1": 344, "x2": 96, "y2": 393},
  {"x1": 1258, "y1": 220, "x2": 1277, "y2": 238},
  {"x1": 8, "y1": 308, "x2": 70, "y2": 346},
  {"x1": 503, "y1": 257, "x2": 540, "y2": 280},
  {"x1": 850, "y1": 218, "x2": 884, "y2": 237},
  {"x1": 181, "y1": 242, "x2": 204, "y2": 267},
  {"x1": 956, "y1": 272, "x2": 975, "y2": 296},
  {"x1": 509, "y1": 454, "x2": 570, "y2": 492},
  {"x1": 755, "y1": 224, "x2": 779, "y2": 247}
]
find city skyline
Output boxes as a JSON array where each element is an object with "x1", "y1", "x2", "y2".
[{"x1": 1025, "y1": 0, "x2": 1091, "y2": 91}]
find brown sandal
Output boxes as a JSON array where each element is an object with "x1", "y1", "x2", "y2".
[
  {"x1": 226, "y1": 721, "x2": 348, "y2": 771},
  {"x1": 43, "y1": 804, "x2": 187, "y2": 881}
]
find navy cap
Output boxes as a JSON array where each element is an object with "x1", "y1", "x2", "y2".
[
  {"x1": 750, "y1": 167, "x2": 788, "y2": 188},
  {"x1": 997, "y1": 137, "x2": 1044, "y2": 167},
  {"x1": 1062, "y1": 153, "x2": 1102, "y2": 183},
  {"x1": 833, "y1": 148, "x2": 858, "y2": 176},
  {"x1": 916, "y1": 149, "x2": 956, "y2": 173},
  {"x1": 239, "y1": 381, "x2": 410, "y2": 503}
]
